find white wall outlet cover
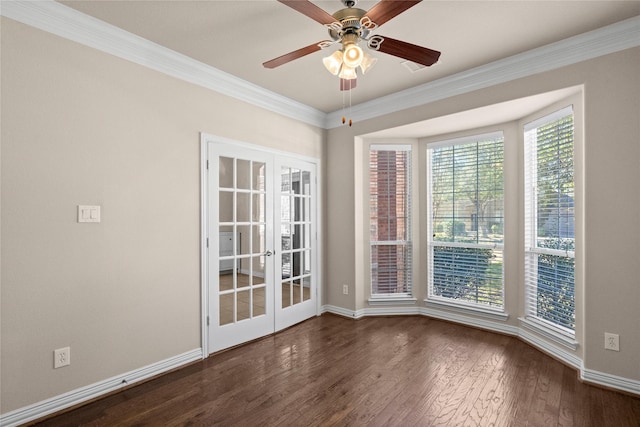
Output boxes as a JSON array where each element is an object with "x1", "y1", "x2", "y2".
[
  {"x1": 54, "y1": 347, "x2": 71, "y2": 368},
  {"x1": 78, "y1": 205, "x2": 101, "y2": 223},
  {"x1": 604, "y1": 332, "x2": 620, "y2": 351}
]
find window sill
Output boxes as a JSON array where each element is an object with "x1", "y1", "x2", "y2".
[
  {"x1": 519, "y1": 317, "x2": 578, "y2": 351},
  {"x1": 368, "y1": 296, "x2": 417, "y2": 306},
  {"x1": 424, "y1": 298, "x2": 509, "y2": 321}
]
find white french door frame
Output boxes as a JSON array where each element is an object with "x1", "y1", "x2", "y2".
[{"x1": 200, "y1": 133, "x2": 322, "y2": 356}]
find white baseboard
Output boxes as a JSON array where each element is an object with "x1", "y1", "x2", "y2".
[
  {"x1": 321, "y1": 304, "x2": 639, "y2": 397},
  {"x1": 419, "y1": 306, "x2": 519, "y2": 336},
  {"x1": 361, "y1": 305, "x2": 422, "y2": 316},
  {"x1": 518, "y1": 327, "x2": 582, "y2": 370},
  {"x1": 322, "y1": 304, "x2": 360, "y2": 319},
  {"x1": 0, "y1": 348, "x2": 203, "y2": 427},
  {"x1": 581, "y1": 368, "x2": 640, "y2": 396},
  {"x1": 324, "y1": 304, "x2": 421, "y2": 318}
]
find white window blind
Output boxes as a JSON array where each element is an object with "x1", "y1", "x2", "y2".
[
  {"x1": 369, "y1": 145, "x2": 412, "y2": 296},
  {"x1": 427, "y1": 132, "x2": 504, "y2": 310},
  {"x1": 524, "y1": 106, "x2": 575, "y2": 335}
]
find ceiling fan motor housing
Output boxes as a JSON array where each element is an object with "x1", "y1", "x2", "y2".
[{"x1": 329, "y1": 8, "x2": 370, "y2": 43}]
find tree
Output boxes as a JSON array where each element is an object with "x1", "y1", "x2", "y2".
[
  {"x1": 431, "y1": 138, "x2": 504, "y2": 241},
  {"x1": 454, "y1": 139, "x2": 504, "y2": 238}
]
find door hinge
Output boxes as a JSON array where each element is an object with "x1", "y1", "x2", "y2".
[
  {"x1": 206, "y1": 160, "x2": 210, "y2": 169},
  {"x1": 207, "y1": 316, "x2": 210, "y2": 326},
  {"x1": 206, "y1": 238, "x2": 209, "y2": 248}
]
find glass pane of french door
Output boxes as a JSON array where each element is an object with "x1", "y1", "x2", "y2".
[
  {"x1": 218, "y1": 156, "x2": 267, "y2": 325},
  {"x1": 209, "y1": 144, "x2": 274, "y2": 353},
  {"x1": 275, "y1": 161, "x2": 316, "y2": 331}
]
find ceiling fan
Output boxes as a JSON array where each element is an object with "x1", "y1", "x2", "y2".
[{"x1": 263, "y1": 0, "x2": 441, "y2": 91}]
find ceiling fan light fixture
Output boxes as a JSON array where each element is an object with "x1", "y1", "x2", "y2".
[
  {"x1": 322, "y1": 50, "x2": 343, "y2": 75},
  {"x1": 359, "y1": 51, "x2": 377, "y2": 74},
  {"x1": 342, "y1": 43, "x2": 364, "y2": 68},
  {"x1": 338, "y1": 64, "x2": 357, "y2": 80}
]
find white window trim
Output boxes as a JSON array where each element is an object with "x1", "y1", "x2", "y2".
[
  {"x1": 424, "y1": 298, "x2": 509, "y2": 321},
  {"x1": 369, "y1": 295, "x2": 418, "y2": 305}
]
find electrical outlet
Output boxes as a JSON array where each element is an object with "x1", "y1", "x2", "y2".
[
  {"x1": 342, "y1": 284, "x2": 349, "y2": 295},
  {"x1": 604, "y1": 333, "x2": 620, "y2": 351},
  {"x1": 54, "y1": 347, "x2": 71, "y2": 368}
]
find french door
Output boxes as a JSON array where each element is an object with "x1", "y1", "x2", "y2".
[
  {"x1": 275, "y1": 158, "x2": 318, "y2": 331},
  {"x1": 205, "y1": 139, "x2": 318, "y2": 354}
]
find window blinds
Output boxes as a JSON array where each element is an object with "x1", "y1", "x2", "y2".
[
  {"x1": 427, "y1": 133, "x2": 504, "y2": 309},
  {"x1": 369, "y1": 145, "x2": 412, "y2": 295},
  {"x1": 524, "y1": 106, "x2": 575, "y2": 334}
]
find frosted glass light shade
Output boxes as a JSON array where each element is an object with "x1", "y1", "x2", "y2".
[
  {"x1": 359, "y1": 52, "x2": 377, "y2": 74},
  {"x1": 342, "y1": 44, "x2": 363, "y2": 68},
  {"x1": 322, "y1": 50, "x2": 343, "y2": 75},
  {"x1": 338, "y1": 65, "x2": 357, "y2": 80}
]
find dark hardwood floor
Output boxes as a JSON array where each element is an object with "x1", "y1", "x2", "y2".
[{"x1": 31, "y1": 315, "x2": 640, "y2": 426}]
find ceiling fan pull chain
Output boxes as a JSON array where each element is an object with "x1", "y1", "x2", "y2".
[
  {"x1": 349, "y1": 87, "x2": 353, "y2": 127},
  {"x1": 342, "y1": 81, "x2": 346, "y2": 125}
]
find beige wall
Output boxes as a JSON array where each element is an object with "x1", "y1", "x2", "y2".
[
  {"x1": 0, "y1": 18, "x2": 323, "y2": 412},
  {"x1": 326, "y1": 47, "x2": 640, "y2": 382}
]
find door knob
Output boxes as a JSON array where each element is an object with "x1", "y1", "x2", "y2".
[{"x1": 263, "y1": 250, "x2": 274, "y2": 256}]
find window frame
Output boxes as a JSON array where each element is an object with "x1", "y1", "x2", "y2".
[
  {"x1": 368, "y1": 144, "x2": 414, "y2": 301},
  {"x1": 523, "y1": 105, "x2": 577, "y2": 341},
  {"x1": 426, "y1": 131, "x2": 506, "y2": 314}
]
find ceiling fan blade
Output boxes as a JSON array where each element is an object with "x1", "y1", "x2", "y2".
[
  {"x1": 263, "y1": 42, "x2": 325, "y2": 69},
  {"x1": 277, "y1": 0, "x2": 337, "y2": 25},
  {"x1": 373, "y1": 35, "x2": 441, "y2": 67},
  {"x1": 365, "y1": 0, "x2": 422, "y2": 27}
]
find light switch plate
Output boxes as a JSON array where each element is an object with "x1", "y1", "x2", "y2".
[{"x1": 78, "y1": 205, "x2": 101, "y2": 223}]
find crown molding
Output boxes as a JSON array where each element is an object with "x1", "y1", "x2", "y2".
[
  {"x1": 1, "y1": 1, "x2": 638, "y2": 130},
  {"x1": 0, "y1": 0, "x2": 327, "y2": 128},
  {"x1": 325, "y1": 15, "x2": 640, "y2": 128}
]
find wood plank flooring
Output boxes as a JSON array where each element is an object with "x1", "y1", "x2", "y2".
[{"x1": 31, "y1": 315, "x2": 640, "y2": 426}]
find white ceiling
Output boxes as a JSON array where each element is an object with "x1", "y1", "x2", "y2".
[{"x1": 57, "y1": 0, "x2": 640, "y2": 114}]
